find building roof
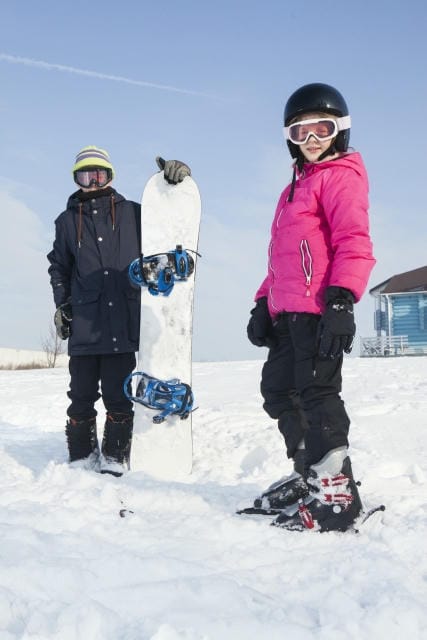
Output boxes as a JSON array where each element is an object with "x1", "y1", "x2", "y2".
[{"x1": 370, "y1": 265, "x2": 427, "y2": 296}]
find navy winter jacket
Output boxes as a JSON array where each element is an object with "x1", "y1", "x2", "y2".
[{"x1": 47, "y1": 187, "x2": 141, "y2": 356}]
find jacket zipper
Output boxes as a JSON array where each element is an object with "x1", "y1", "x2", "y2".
[
  {"x1": 268, "y1": 206, "x2": 287, "y2": 313},
  {"x1": 299, "y1": 239, "x2": 313, "y2": 297},
  {"x1": 268, "y1": 239, "x2": 280, "y2": 312}
]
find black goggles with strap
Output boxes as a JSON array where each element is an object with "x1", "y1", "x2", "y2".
[{"x1": 73, "y1": 167, "x2": 113, "y2": 188}]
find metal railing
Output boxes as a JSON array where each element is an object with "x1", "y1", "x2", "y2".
[{"x1": 360, "y1": 335, "x2": 409, "y2": 357}]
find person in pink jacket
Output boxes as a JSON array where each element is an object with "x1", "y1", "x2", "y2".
[{"x1": 246, "y1": 83, "x2": 376, "y2": 532}]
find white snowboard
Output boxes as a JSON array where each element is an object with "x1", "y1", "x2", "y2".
[{"x1": 131, "y1": 171, "x2": 201, "y2": 478}]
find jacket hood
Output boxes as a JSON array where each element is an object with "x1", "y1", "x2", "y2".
[
  {"x1": 300, "y1": 151, "x2": 367, "y2": 179},
  {"x1": 66, "y1": 187, "x2": 125, "y2": 210},
  {"x1": 63, "y1": 187, "x2": 128, "y2": 248}
]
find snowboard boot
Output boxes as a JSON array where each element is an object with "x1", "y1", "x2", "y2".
[
  {"x1": 253, "y1": 449, "x2": 309, "y2": 511},
  {"x1": 273, "y1": 447, "x2": 362, "y2": 532},
  {"x1": 65, "y1": 417, "x2": 99, "y2": 469},
  {"x1": 100, "y1": 412, "x2": 133, "y2": 477}
]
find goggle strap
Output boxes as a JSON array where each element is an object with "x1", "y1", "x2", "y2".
[{"x1": 337, "y1": 115, "x2": 351, "y2": 131}]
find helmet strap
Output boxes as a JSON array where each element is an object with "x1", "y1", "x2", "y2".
[
  {"x1": 317, "y1": 141, "x2": 337, "y2": 162},
  {"x1": 288, "y1": 152, "x2": 306, "y2": 202},
  {"x1": 296, "y1": 153, "x2": 305, "y2": 171},
  {"x1": 288, "y1": 164, "x2": 297, "y2": 202}
]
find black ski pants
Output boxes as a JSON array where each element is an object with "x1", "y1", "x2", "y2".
[
  {"x1": 67, "y1": 352, "x2": 136, "y2": 420},
  {"x1": 260, "y1": 312, "x2": 350, "y2": 468}
]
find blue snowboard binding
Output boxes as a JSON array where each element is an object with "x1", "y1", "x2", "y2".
[
  {"x1": 124, "y1": 372, "x2": 194, "y2": 423},
  {"x1": 128, "y1": 245, "x2": 196, "y2": 296}
]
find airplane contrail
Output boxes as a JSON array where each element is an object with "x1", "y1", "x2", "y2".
[{"x1": 0, "y1": 53, "x2": 215, "y2": 99}]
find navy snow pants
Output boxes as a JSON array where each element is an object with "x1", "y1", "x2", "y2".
[{"x1": 67, "y1": 352, "x2": 136, "y2": 420}]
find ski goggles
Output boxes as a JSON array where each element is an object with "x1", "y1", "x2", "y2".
[
  {"x1": 284, "y1": 115, "x2": 351, "y2": 145},
  {"x1": 73, "y1": 167, "x2": 112, "y2": 188}
]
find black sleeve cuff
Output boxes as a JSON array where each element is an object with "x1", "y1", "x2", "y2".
[{"x1": 325, "y1": 286, "x2": 355, "y2": 304}]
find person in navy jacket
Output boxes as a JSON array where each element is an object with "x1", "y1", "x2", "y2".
[{"x1": 48, "y1": 146, "x2": 190, "y2": 476}]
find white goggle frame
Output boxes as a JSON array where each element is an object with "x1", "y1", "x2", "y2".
[{"x1": 284, "y1": 115, "x2": 351, "y2": 145}]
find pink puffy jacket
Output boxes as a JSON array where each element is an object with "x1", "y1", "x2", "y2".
[{"x1": 255, "y1": 152, "x2": 376, "y2": 317}]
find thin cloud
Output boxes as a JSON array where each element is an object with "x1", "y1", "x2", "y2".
[{"x1": 0, "y1": 53, "x2": 217, "y2": 99}]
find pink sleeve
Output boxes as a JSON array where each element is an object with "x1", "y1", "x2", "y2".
[{"x1": 321, "y1": 166, "x2": 376, "y2": 302}]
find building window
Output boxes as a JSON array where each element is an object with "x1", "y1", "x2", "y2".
[{"x1": 419, "y1": 295, "x2": 427, "y2": 331}]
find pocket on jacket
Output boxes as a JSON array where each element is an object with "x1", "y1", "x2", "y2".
[
  {"x1": 71, "y1": 290, "x2": 102, "y2": 347},
  {"x1": 73, "y1": 290, "x2": 101, "y2": 306},
  {"x1": 299, "y1": 239, "x2": 313, "y2": 297}
]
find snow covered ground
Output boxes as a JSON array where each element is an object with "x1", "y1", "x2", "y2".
[{"x1": 0, "y1": 356, "x2": 426, "y2": 640}]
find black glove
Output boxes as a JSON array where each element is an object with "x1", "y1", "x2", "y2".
[
  {"x1": 156, "y1": 156, "x2": 191, "y2": 184},
  {"x1": 317, "y1": 287, "x2": 356, "y2": 359},
  {"x1": 54, "y1": 301, "x2": 72, "y2": 340},
  {"x1": 247, "y1": 297, "x2": 275, "y2": 348}
]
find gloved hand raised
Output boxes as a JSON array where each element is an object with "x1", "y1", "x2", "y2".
[
  {"x1": 54, "y1": 301, "x2": 72, "y2": 340},
  {"x1": 247, "y1": 297, "x2": 275, "y2": 348},
  {"x1": 317, "y1": 287, "x2": 356, "y2": 359},
  {"x1": 156, "y1": 156, "x2": 191, "y2": 185}
]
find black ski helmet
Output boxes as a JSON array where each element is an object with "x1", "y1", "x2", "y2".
[{"x1": 284, "y1": 82, "x2": 351, "y2": 160}]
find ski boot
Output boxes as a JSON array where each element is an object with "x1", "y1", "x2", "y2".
[
  {"x1": 237, "y1": 450, "x2": 309, "y2": 516},
  {"x1": 65, "y1": 417, "x2": 99, "y2": 470},
  {"x1": 254, "y1": 449, "x2": 309, "y2": 511},
  {"x1": 273, "y1": 447, "x2": 362, "y2": 532},
  {"x1": 100, "y1": 412, "x2": 133, "y2": 477}
]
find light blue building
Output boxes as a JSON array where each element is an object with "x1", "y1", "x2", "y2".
[{"x1": 360, "y1": 266, "x2": 427, "y2": 357}]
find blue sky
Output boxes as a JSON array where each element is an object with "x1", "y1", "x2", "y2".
[{"x1": 0, "y1": 0, "x2": 426, "y2": 361}]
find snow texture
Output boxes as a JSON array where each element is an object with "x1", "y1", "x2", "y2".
[
  {"x1": 0, "y1": 355, "x2": 426, "y2": 639},
  {"x1": 133, "y1": 173, "x2": 201, "y2": 477}
]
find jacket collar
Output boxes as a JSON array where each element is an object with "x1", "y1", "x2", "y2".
[{"x1": 67, "y1": 186, "x2": 125, "y2": 209}]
